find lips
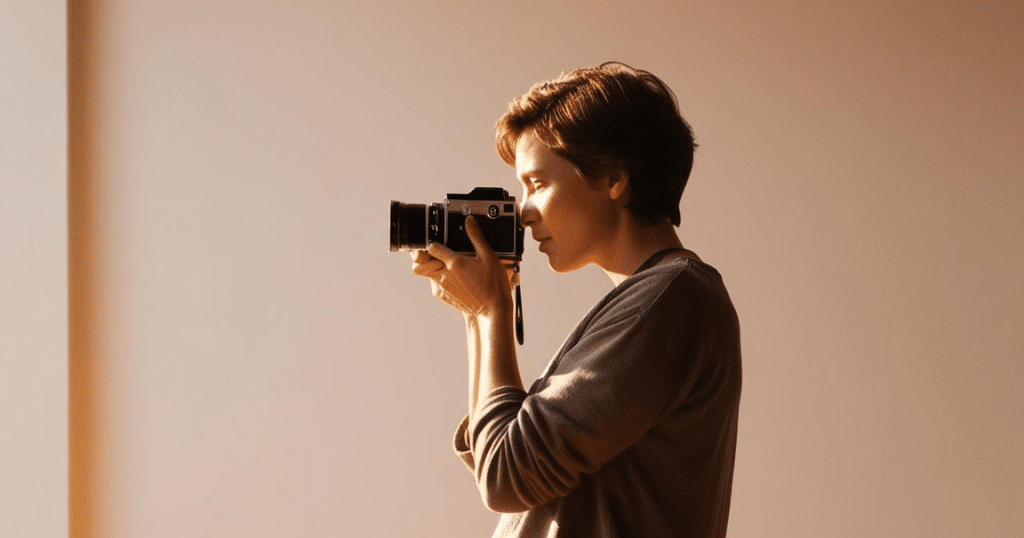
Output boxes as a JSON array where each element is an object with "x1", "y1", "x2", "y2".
[{"x1": 535, "y1": 236, "x2": 551, "y2": 252}]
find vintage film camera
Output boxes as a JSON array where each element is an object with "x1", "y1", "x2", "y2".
[
  {"x1": 389, "y1": 187, "x2": 524, "y2": 261},
  {"x1": 389, "y1": 187, "x2": 525, "y2": 343}
]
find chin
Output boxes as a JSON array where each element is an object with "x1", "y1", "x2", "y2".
[
  {"x1": 548, "y1": 262, "x2": 573, "y2": 274},
  {"x1": 546, "y1": 254, "x2": 588, "y2": 274}
]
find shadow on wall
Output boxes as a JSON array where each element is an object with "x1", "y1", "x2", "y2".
[{"x1": 69, "y1": 1, "x2": 98, "y2": 536}]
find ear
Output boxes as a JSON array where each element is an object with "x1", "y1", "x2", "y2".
[{"x1": 606, "y1": 169, "x2": 630, "y2": 202}]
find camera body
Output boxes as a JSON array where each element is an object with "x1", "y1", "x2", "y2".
[{"x1": 390, "y1": 187, "x2": 524, "y2": 262}]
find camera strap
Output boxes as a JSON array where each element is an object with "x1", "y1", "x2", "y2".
[{"x1": 514, "y1": 265, "x2": 524, "y2": 345}]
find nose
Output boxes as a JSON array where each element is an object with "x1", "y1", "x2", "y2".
[{"x1": 519, "y1": 198, "x2": 539, "y2": 228}]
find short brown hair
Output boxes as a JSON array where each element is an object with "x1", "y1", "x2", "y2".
[{"x1": 495, "y1": 62, "x2": 697, "y2": 226}]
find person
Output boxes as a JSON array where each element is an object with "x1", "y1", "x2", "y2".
[{"x1": 409, "y1": 62, "x2": 742, "y2": 538}]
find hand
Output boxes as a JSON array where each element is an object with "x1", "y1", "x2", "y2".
[{"x1": 410, "y1": 216, "x2": 517, "y2": 318}]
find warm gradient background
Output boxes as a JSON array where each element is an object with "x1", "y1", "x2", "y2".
[
  {"x1": 5, "y1": 1, "x2": 1023, "y2": 537},
  {"x1": 2, "y1": 1, "x2": 67, "y2": 537}
]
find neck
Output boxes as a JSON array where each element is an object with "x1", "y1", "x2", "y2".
[{"x1": 598, "y1": 218, "x2": 685, "y2": 286}]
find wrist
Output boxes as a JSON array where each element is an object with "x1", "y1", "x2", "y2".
[{"x1": 476, "y1": 296, "x2": 514, "y2": 326}]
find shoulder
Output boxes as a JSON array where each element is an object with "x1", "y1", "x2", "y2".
[
  {"x1": 590, "y1": 257, "x2": 739, "y2": 359},
  {"x1": 609, "y1": 257, "x2": 733, "y2": 319},
  {"x1": 554, "y1": 256, "x2": 738, "y2": 369}
]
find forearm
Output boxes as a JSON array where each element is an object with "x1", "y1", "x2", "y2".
[
  {"x1": 464, "y1": 314, "x2": 481, "y2": 414},
  {"x1": 466, "y1": 302, "x2": 522, "y2": 421}
]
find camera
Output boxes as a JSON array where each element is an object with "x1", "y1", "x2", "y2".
[
  {"x1": 389, "y1": 187, "x2": 524, "y2": 262},
  {"x1": 391, "y1": 187, "x2": 526, "y2": 344}
]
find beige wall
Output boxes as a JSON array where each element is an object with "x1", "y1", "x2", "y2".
[
  {"x1": 66, "y1": 1, "x2": 1022, "y2": 537},
  {"x1": 1, "y1": 0, "x2": 67, "y2": 536}
]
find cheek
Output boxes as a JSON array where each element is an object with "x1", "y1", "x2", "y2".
[
  {"x1": 557, "y1": 196, "x2": 589, "y2": 228},
  {"x1": 536, "y1": 188, "x2": 584, "y2": 233}
]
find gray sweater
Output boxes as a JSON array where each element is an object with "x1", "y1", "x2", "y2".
[{"x1": 454, "y1": 256, "x2": 742, "y2": 537}]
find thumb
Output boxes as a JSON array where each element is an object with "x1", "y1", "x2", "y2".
[{"x1": 464, "y1": 216, "x2": 495, "y2": 258}]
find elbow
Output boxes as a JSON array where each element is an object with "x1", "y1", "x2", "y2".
[
  {"x1": 474, "y1": 445, "x2": 538, "y2": 513},
  {"x1": 476, "y1": 462, "x2": 560, "y2": 513},
  {"x1": 479, "y1": 485, "x2": 533, "y2": 514}
]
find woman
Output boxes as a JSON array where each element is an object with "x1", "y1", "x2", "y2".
[{"x1": 411, "y1": 63, "x2": 742, "y2": 538}]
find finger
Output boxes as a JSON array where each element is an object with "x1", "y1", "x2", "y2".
[
  {"x1": 426, "y1": 240, "x2": 457, "y2": 266},
  {"x1": 506, "y1": 266, "x2": 521, "y2": 288},
  {"x1": 464, "y1": 216, "x2": 495, "y2": 259},
  {"x1": 412, "y1": 258, "x2": 444, "y2": 276}
]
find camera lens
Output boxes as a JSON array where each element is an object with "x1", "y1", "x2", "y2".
[
  {"x1": 390, "y1": 201, "x2": 428, "y2": 250},
  {"x1": 487, "y1": 204, "x2": 500, "y2": 219}
]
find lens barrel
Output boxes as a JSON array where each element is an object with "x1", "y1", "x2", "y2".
[{"x1": 389, "y1": 201, "x2": 428, "y2": 250}]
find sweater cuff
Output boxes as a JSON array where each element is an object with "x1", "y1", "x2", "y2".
[{"x1": 453, "y1": 415, "x2": 474, "y2": 472}]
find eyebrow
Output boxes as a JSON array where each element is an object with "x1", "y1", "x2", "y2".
[{"x1": 517, "y1": 163, "x2": 542, "y2": 183}]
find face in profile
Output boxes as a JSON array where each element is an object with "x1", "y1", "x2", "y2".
[{"x1": 515, "y1": 130, "x2": 619, "y2": 273}]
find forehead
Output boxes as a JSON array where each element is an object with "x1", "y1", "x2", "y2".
[{"x1": 514, "y1": 130, "x2": 576, "y2": 180}]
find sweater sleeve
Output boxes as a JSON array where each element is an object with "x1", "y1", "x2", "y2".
[
  {"x1": 459, "y1": 273, "x2": 704, "y2": 513},
  {"x1": 453, "y1": 414, "x2": 474, "y2": 472}
]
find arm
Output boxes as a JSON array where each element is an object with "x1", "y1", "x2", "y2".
[
  {"x1": 409, "y1": 216, "x2": 524, "y2": 418},
  {"x1": 467, "y1": 303, "x2": 522, "y2": 421},
  {"x1": 463, "y1": 273, "x2": 711, "y2": 513},
  {"x1": 412, "y1": 222, "x2": 698, "y2": 513},
  {"x1": 464, "y1": 314, "x2": 481, "y2": 415}
]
